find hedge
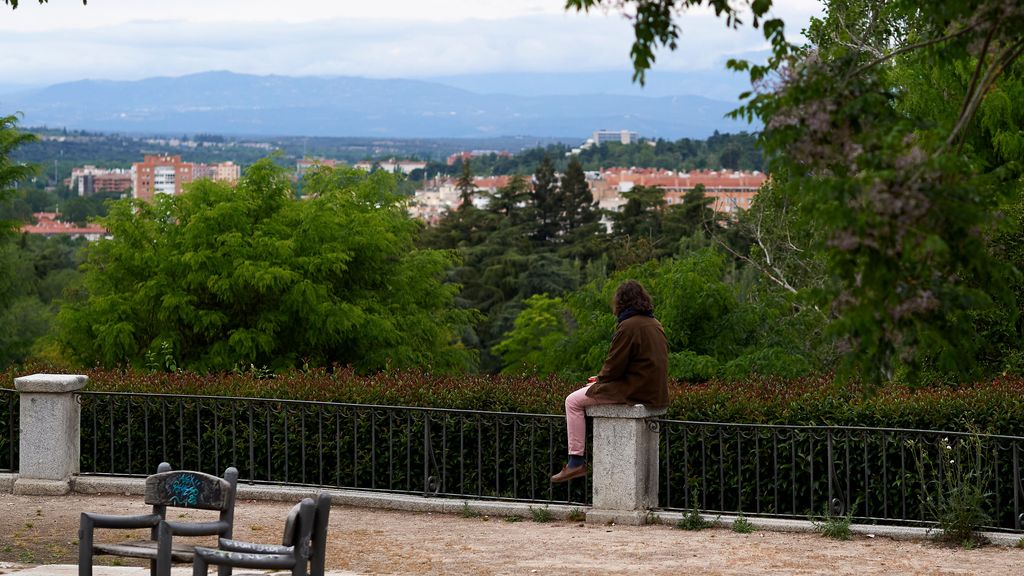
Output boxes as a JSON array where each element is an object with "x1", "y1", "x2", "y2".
[{"x1": 5, "y1": 365, "x2": 1024, "y2": 435}]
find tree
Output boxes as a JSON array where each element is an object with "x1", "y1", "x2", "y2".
[
  {"x1": 568, "y1": 0, "x2": 1024, "y2": 384},
  {"x1": 611, "y1": 185, "x2": 665, "y2": 242},
  {"x1": 556, "y1": 155, "x2": 604, "y2": 260},
  {"x1": 561, "y1": 156, "x2": 600, "y2": 226},
  {"x1": 530, "y1": 155, "x2": 560, "y2": 244},
  {"x1": 455, "y1": 159, "x2": 476, "y2": 208},
  {"x1": 58, "y1": 160, "x2": 476, "y2": 373},
  {"x1": 661, "y1": 183, "x2": 718, "y2": 257},
  {"x1": 0, "y1": 115, "x2": 37, "y2": 234}
]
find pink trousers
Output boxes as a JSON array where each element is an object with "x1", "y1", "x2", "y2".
[{"x1": 564, "y1": 385, "x2": 618, "y2": 456}]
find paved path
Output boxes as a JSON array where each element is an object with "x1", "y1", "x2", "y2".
[
  {"x1": 1, "y1": 566, "x2": 356, "y2": 575},
  {"x1": 3, "y1": 493, "x2": 1024, "y2": 575}
]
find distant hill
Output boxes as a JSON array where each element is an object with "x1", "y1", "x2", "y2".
[{"x1": 0, "y1": 71, "x2": 754, "y2": 139}]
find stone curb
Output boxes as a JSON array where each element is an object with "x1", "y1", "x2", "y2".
[{"x1": 2, "y1": 472, "x2": 1020, "y2": 546}]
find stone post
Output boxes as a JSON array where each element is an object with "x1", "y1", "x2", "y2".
[
  {"x1": 13, "y1": 373, "x2": 87, "y2": 495},
  {"x1": 585, "y1": 404, "x2": 665, "y2": 525}
]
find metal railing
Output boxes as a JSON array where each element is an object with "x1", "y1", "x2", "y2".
[
  {"x1": 40, "y1": 390, "x2": 1024, "y2": 532},
  {"x1": 657, "y1": 419, "x2": 1024, "y2": 532},
  {"x1": 78, "y1": 391, "x2": 590, "y2": 506},
  {"x1": 0, "y1": 388, "x2": 16, "y2": 473}
]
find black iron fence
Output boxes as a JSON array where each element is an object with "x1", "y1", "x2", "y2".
[
  {"x1": 4, "y1": 388, "x2": 1018, "y2": 532},
  {"x1": 78, "y1": 391, "x2": 590, "y2": 506},
  {"x1": 0, "y1": 388, "x2": 15, "y2": 473},
  {"x1": 658, "y1": 419, "x2": 1024, "y2": 532}
]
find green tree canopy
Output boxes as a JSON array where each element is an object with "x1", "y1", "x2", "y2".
[{"x1": 58, "y1": 160, "x2": 476, "y2": 373}]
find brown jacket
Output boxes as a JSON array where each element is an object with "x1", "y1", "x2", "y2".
[{"x1": 585, "y1": 314, "x2": 669, "y2": 409}]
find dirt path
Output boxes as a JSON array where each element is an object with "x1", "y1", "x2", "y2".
[{"x1": 0, "y1": 493, "x2": 1020, "y2": 575}]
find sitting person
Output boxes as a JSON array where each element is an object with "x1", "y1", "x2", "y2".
[{"x1": 551, "y1": 279, "x2": 669, "y2": 483}]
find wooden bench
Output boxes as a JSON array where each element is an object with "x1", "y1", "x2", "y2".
[
  {"x1": 192, "y1": 492, "x2": 332, "y2": 576},
  {"x1": 78, "y1": 462, "x2": 239, "y2": 576}
]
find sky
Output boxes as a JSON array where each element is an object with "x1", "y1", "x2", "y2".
[{"x1": 0, "y1": 0, "x2": 823, "y2": 94}]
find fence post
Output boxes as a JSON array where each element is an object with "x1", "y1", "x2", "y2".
[
  {"x1": 13, "y1": 373, "x2": 87, "y2": 495},
  {"x1": 585, "y1": 404, "x2": 666, "y2": 525}
]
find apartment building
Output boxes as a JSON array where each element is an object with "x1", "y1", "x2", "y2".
[
  {"x1": 131, "y1": 156, "x2": 242, "y2": 200},
  {"x1": 131, "y1": 155, "x2": 194, "y2": 201},
  {"x1": 194, "y1": 161, "x2": 241, "y2": 184},
  {"x1": 67, "y1": 166, "x2": 132, "y2": 197}
]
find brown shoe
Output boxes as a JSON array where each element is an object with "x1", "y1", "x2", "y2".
[{"x1": 551, "y1": 463, "x2": 587, "y2": 483}]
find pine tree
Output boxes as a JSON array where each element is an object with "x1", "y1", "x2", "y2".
[
  {"x1": 455, "y1": 159, "x2": 476, "y2": 210},
  {"x1": 530, "y1": 155, "x2": 560, "y2": 244},
  {"x1": 558, "y1": 156, "x2": 596, "y2": 234},
  {"x1": 661, "y1": 183, "x2": 719, "y2": 257}
]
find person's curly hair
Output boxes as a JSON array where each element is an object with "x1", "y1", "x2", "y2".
[{"x1": 612, "y1": 280, "x2": 653, "y2": 316}]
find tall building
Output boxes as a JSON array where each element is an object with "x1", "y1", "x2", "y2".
[{"x1": 131, "y1": 155, "x2": 194, "y2": 201}]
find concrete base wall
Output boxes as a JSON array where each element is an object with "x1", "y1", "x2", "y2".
[{"x1": 1, "y1": 472, "x2": 1020, "y2": 546}]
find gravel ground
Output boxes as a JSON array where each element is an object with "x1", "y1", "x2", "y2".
[{"x1": 1, "y1": 493, "x2": 1021, "y2": 575}]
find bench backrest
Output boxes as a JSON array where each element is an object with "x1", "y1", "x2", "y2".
[
  {"x1": 309, "y1": 492, "x2": 332, "y2": 576},
  {"x1": 279, "y1": 492, "x2": 332, "y2": 576},
  {"x1": 144, "y1": 470, "x2": 235, "y2": 511}
]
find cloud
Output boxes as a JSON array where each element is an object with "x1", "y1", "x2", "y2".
[{"x1": 0, "y1": 1, "x2": 822, "y2": 86}]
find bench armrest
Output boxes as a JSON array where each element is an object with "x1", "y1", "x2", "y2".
[
  {"x1": 218, "y1": 538, "x2": 295, "y2": 555},
  {"x1": 161, "y1": 519, "x2": 230, "y2": 537},
  {"x1": 193, "y1": 545, "x2": 297, "y2": 570},
  {"x1": 80, "y1": 512, "x2": 162, "y2": 531}
]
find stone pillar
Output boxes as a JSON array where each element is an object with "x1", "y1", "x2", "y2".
[
  {"x1": 13, "y1": 373, "x2": 87, "y2": 495},
  {"x1": 585, "y1": 404, "x2": 665, "y2": 525}
]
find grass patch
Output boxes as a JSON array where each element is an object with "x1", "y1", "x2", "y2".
[
  {"x1": 504, "y1": 515, "x2": 522, "y2": 523},
  {"x1": 732, "y1": 515, "x2": 755, "y2": 534},
  {"x1": 530, "y1": 506, "x2": 554, "y2": 523},
  {"x1": 675, "y1": 509, "x2": 710, "y2": 531},
  {"x1": 460, "y1": 503, "x2": 482, "y2": 518},
  {"x1": 813, "y1": 512, "x2": 852, "y2": 541},
  {"x1": 567, "y1": 508, "x2": 586, "y2": 522}
]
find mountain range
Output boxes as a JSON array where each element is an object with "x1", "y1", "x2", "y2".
[{"x1": 0, "y1": 71, "x2": 754, "y2": 139}]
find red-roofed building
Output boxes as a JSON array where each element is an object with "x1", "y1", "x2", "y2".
[
  {"x1": 21, "y1": 212, "x2": 108, "y2": 241},
  {"x1": 591, "y1": 168, "x2": 767, "y2": 215}
]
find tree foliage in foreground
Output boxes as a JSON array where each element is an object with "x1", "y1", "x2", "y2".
[
  {"x1": 569, "y1": 0, "x2": 1024, "y2": 385},
  {"x1": 58, "y1": 160, "x2": 475, "y2": 373}
]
